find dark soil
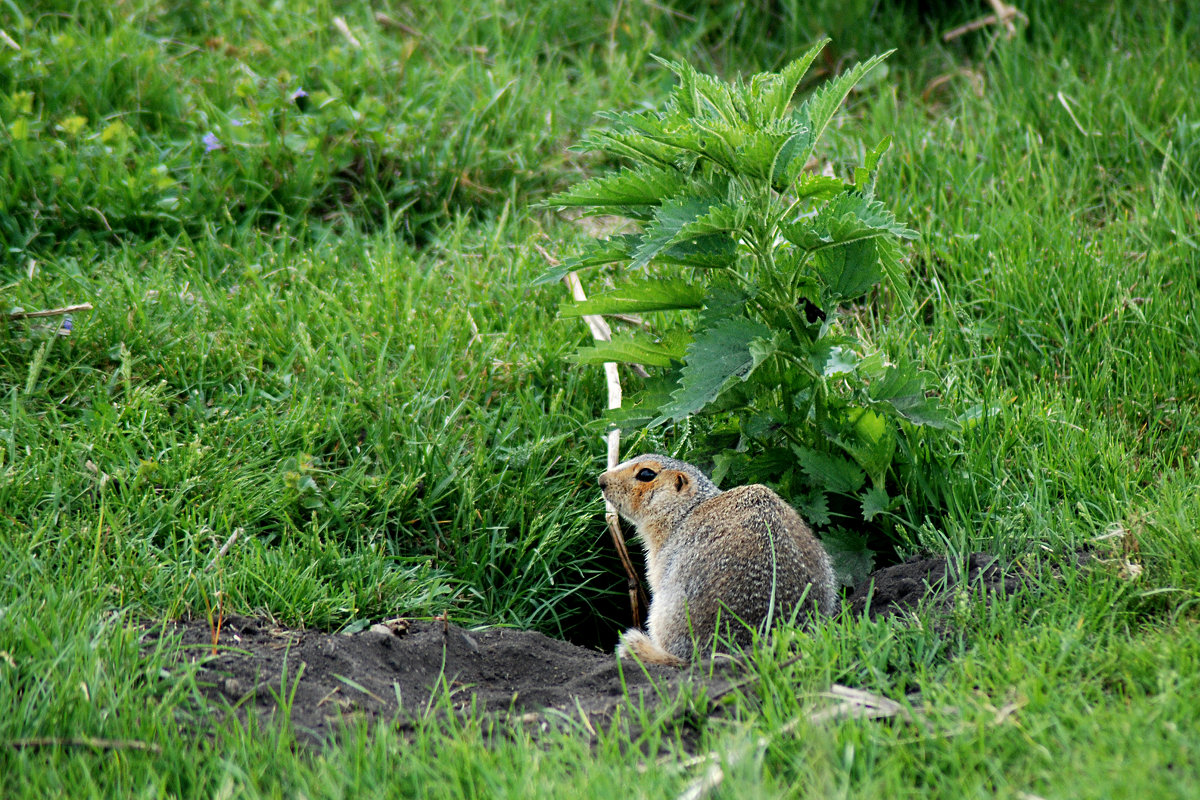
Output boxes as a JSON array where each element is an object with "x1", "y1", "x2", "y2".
[
  {"x1": 147, "y1": 553, "x2": 1022, "y2": 745},
  {"x1": 847, "y1": 552, "x2": 1025, "y2": 623}
]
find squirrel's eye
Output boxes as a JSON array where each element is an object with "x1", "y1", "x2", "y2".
[{"x1": 635, "y1": 467, "x2": 658, "y2": 482}]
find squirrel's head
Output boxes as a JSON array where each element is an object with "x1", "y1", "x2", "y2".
[{"x1": 598, "y1": 454, "x2": 720, "y2": 550}]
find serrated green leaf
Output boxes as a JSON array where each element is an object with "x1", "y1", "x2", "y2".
[
  {"x1": 701, "y1": 283, "x2": 753, "y2": 323},
  {"x1": 854, "y1": 136, "x2": 892, "y2": 196},
  {"x1": 748, "y1": 330, "x2": 787, "y2": 371},
  {"x1": 814, "y1": 238, "x2": 884, "y2": 301},
  {"x1": 765, "y1": 40, "x2": 830, "y2": 119},
  {"x1": 821, "y1": 527, "x2": 874, "y2": 588},
  {"x1": 559, "y1": 280, "x2": 705, "y2": 317},
  {"x1": 785, "y1": 193, "x2": 918, "y2": 251},
  {"x1": 867, "y1": 362, "x2": 924, "y2": 400},
  {"x1": 860, "y1": 485, "x2": 892, "y2": 521},
  {"x1": 797, "y1": 490, "x2": 831, "y2": 527},
  {"x1": 530, "y1": 235, "x2": 639, "y2": 286},
  {"x1": 633, "y1": 196, "x2": 720, "y2": 268},
  {"x1": 655, "y1": 55, "x2": 741, "y2": 125},
  {"x1": 614, "y1": 108, "x2": 733, "y2": 169},
  {"x1": 793, "y1": 445, "x2": 865, "y2": 494},
  {"x1": 875, "y1": 235, "x2": 914, "y2": 310},
  {"x1": 771, "y1": 128, "x2": 816, "y2": 189},
  {"x1": 736, "y1": 126, "x2": 797, "y2": 179},
  {"x1": 812, "y1": 342, "x2": 858, "y2": 376},
  {"x1": 571, "y1": 331, "x2": 690, "y2": 367},
  {"x1": 782, "y1": 193, "x2": 917, "y2": 302},
  {"x1": 547, "y1": 166, "x2": 688, "y2": 212},
  {"x1": 830, "y1": 407, "x2": 896, "y2": 484},
  {"x1": 655, "y1": 315, "x2": 770, "y2": 423},
  {"x1": 670, "y1": 202, "x2": 746, "y2": 243},
  {"x1": 868, "y1": 365, "x2": 959, "y2": 429},
  {"x1": 582, "y1": 124, "x2": 680, "y2": 168},
  {"x1": 655, "y1": 234, "x2": 739, "y2": 268},
  {"x1": 797, "y1": 51, "x2": 893, "y2": 154},
  {"x1": 794, "y1": 173, "x2": 847, "y2": 202},
  {"x1": 710, "y1": 449, "x2": 752, "y2": 487},
  {"x1": 605, "y1": 368, "x2": 681, "y2": 429}
]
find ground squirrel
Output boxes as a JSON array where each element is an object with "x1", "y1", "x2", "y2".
[{"x1": 599, "y1": 454, "x2": 837, "y2": 666}]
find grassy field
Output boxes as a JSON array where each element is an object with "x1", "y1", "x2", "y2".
[{"x1": 2, "y1": 0, "x2": 1198, "y2": 796}]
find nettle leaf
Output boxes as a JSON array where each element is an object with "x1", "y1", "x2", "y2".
[
  {"x1": 547, "y1": 166, "x2": 688, "y2": 212},
  {"x1": 821, "y1": 527, "x2": 875, "y2": 588},
  {"x1": 655, "y1": 315, "x2": 770, "y2": 423},
  {"x1": 793, "y1": 445, "x2": 866, "y2": 495},
  {"x1": 656, "y1": 55, "x2": 741, "y2": 125},
  {"x1": 671, "y1": 202, "x2": 746, "y2": 242},
  {"x1": 830, "y1": 407, "x2": 896, "y2": 485},
  {"x1": 559, "y1": 280, "x2": 705, "y2": 317},
  {"x1": 810, "y1": 340, "x2": 859, "y2": 377},
  {"x1": 748, "y1": 329, "x2": 788, "y2": 371},
  {"x1": 785, "y1": 193, "x2": 918, "y2": 252},
  {"x1": 633, "y1": 196, "x2": 722, "y2": 268},
  {"x1": 797, "y1": 489, "x2": 831, "y2": 527},
  {"x1": 781, "y1": 219, "x2": 824, "y2": 251},
  {"x1": 875, "y1": 235, "x2": 914, "y2": 312},
  {"x1": 814, "y1": 238, "x2": 883, "y2": 301},
  {"x1": 702, "y1": 282, "x2": 753, "y2": 321},
  {"x1": 606, "y1": 368, "x2": 680, "y2": 429},
  {"x1": 783, "y1": 193, "x2": 918, "y2": 302},
  {"x1": 797, "y1": 50, "x2": 893, "y2": 152},
  {"x1": 615, "y1": 108, "x2": 737, "y2": 170},
  {"x1": 854, "y1": 136, "x2": 892, "y2": 196},
  {"x1": 771, "y1": 128, "x2": 816, "y2": 189},
  {"x1": 656, "y1": 234, "x2": 739, "y2": 268},
  {"x1": 736, "y1": 125, "x2": 800, "y2": 179},
  {"x1": 824, "y1": 194, "x2": 918, "y2": 243},
  {"x1": 868, "y1": 364, "x2": 959, "y2": 429},
  {"x1": 583, "y1": 123, "x2": 680, "y2": 168},
  {"x1": 681, "y1": 126, "x2": 740, "y2": 173},
  {"x1": 531, "y1": 235, "x2": 639, "y2": 286},
  {"x1": 860, "y1": 485, "x2": 893, "y2": 522},
  {"x1": 794, "y1": 173, "x2": 847, "y2": 203},
  {"x1": 571, "y1": 330, "x2": 690, "y2": 368},
  {"x1": 764, "y1": 39, "x2": 829, "y2": 120}
]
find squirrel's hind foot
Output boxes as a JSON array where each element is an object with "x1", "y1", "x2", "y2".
[{"x1": 617, "y1": 629, "x2": 686, "y2": 667}]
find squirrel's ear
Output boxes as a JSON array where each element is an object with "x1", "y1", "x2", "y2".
[{"x1": 674, "y1": 472, "x2": 689, "y2": 493}]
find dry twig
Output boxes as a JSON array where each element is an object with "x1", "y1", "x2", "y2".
[
  {"x1": 6, "y1": 303, "x2": 94, "y2": 320},
  {"x1": 205, "y1": 528, "x2": 242, "y2": 572},
  {"x1": 806, "y1": 684, "x2": 913, "y2": 724},
  {"x1": 943, "y1": 0, "x2": 1026, "y2": 42},
  {"x1": 332, "y1": 16, "x2": 362, "y2": 49},
  {"x1": 4, "y1": 736, "x2": 162, "y2": 754}
]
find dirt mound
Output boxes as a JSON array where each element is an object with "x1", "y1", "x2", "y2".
[
  {"x1": 147, "y1": 553, "x2": 1020, "y2": 744},
  {"x1": 150, "y1": 616, "x2": 707, "y2": 745},
  {"x1": 848, "y1": 552, "x2": 1023, "y2": 622}
]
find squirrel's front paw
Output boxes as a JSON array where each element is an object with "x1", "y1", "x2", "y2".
[{"x1": 616, "y1": 629, "x2": 686, "y2": 667}]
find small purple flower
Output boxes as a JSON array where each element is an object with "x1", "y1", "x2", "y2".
[
  {"x1": 202, "y1": 131, "x2": 222, "y2": 152},
  {"x1": 229, "y1": 118, "x2": 245, "y2": 127},
  {"x1": 291, "y1": 88, "x2": 308, "y2": 101},
  {"x1": 291, "y1": 88, "x2": 310, "y2": 111}
]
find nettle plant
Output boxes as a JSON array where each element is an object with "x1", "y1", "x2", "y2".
[{"x1": 540, "y1": 42, "x2": 956, "y2": 581}]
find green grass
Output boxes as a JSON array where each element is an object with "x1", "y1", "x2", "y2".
[{"x1": 3, "y1": 0, "x2": 1200, "y2": 796}]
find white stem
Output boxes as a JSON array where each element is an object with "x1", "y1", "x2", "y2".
[{"x1": 563, "y1": 271, "x2": 622, "y2": 473}]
